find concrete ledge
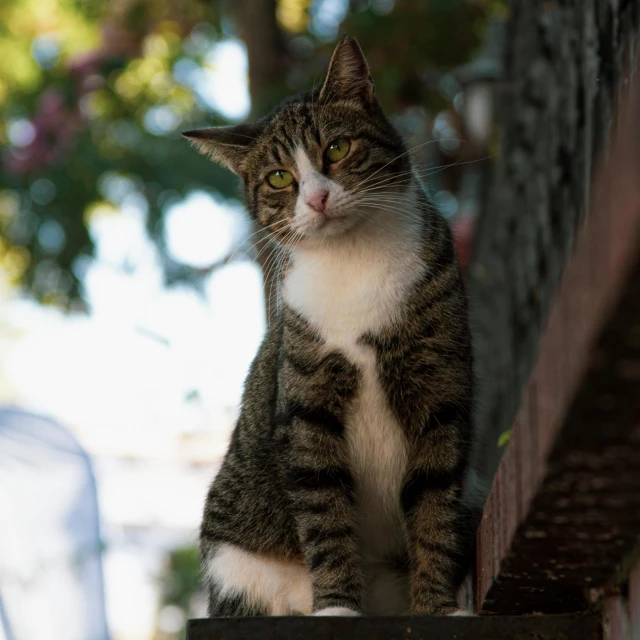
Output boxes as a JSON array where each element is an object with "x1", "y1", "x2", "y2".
[{"x1": 187, "y1": 614, "x2": 601, "y2": 640}]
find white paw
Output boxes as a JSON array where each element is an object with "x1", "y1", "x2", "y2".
[
  {"x1": 313, "y1": 606, "x2": 360, "y2": 616},
  {"x1": 448, "y1": 607, "x2": 476, "y2": 617}
]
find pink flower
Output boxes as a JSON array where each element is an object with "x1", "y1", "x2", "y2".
[
  {"x1": 5, "y1": 90, "x2": 81, "y2": 174},
  {"x1": 451, "y1": 216, "x2": 475, "y2": 270}
]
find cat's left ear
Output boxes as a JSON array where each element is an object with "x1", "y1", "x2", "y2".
[
  {"x1": 319, "y1": 36, "x2": 375, "y2": 105},
  {"x1": 182, "y1": 122, "x2": 261, "y2": 175}
]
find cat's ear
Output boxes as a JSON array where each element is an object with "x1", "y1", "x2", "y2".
[
  {"x1": 182, "y1": 122, "x2": 261, "y2": 174},
  {"x1": 319, "y1": 36, "x2": 375, "y2": 105}
]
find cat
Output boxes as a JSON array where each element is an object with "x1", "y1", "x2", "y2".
[{"x1": 183, "y1": 36, "x2": 483, "y2": 617}]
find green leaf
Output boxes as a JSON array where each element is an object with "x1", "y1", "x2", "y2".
[{"x1": 497, "y1": 429, "x2": 512, "y2": 448}]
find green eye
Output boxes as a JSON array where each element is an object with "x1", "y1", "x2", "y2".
[
  {"x1": 267, "y1": 170, "x2": 294, "y2": 189},
  {"x1": 325, "y1": 138, "x2": 350, "y2": 163}
]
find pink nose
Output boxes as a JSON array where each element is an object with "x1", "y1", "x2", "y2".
[{"x1": 305, "y1": 189, "x2": 329, "y2": 213}]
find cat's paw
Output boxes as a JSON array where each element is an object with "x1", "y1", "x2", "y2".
[
  {"x1": 312, "y1": 607, "x2": 361, "y2": 616},
  {"x1": 448, "y1": 607, "x2": 476, "y2": 617}
]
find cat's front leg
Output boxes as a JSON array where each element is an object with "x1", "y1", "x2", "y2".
[
  {"x1": 281, "y1": 404, "x2": 364, "y2": 616},
  {"x1": 401, "y1": 422, "x2": 470, "y2": 616}
]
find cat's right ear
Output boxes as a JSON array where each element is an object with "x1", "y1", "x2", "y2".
[
  {"x1": 182, "y1": 123, "x2": 261, "y2": 175},
  {"x1": 319, "y1": 36, "x2": 375, "y2": 105}
]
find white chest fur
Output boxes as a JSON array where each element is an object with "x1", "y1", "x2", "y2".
[{"x1": 283, "y1": 227, "x2": 426, "y2": 571}]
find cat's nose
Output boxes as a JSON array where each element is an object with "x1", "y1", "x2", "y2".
[{"x1": 305, "y1": 188, "x2": 329, "y2": 213}]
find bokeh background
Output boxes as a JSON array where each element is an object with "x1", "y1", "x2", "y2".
[{"x1": 0, "y1": 1, "x2": 507, "y2": 638}]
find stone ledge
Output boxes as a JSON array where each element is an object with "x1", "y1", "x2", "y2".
[{"x1": 187, "y1": 613, "x2": 601, "y2": 640}]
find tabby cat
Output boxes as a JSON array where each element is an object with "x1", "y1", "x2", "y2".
[{"x1": 183, "y1": 36, "x2": 482, "y2": 617}]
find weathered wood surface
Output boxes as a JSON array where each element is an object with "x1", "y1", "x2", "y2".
[{"x1": 187, "y1": 614, "x2": 601, "y2": 640}]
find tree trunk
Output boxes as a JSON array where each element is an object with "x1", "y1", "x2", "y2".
[
  {"x1": 228, "y1": 0, "x2": 290, "y2": 324},
  {"x1": 468, "y1": 0, "x2": 640, "y2": 481}
]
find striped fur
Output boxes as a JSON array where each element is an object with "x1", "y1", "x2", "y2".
[{"x1": 185, "y1": 37, "x2": 481, "y2": 617}]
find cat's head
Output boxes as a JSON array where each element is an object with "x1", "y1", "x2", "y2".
[{"x1": 183, "y1": 37, "x2": 410, "y2": 246}]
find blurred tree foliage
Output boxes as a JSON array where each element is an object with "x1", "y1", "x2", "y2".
[
  {"x1": 0, "y1": 0, "x2": 506, "y2": 307},
  {"x1": 155, "y1": 544, "x2": 202, "y2": 640}
]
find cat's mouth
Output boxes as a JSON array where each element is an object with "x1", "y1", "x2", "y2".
[
  {"x1": 290, "y1": 202, "x2": 365, "y2": 243},
  {"x1": 301, "y1": 209, "x2": 356, "y2": 238},
  {"x1": 316, "y1": 211, "x2": 348, "y2": 228}
]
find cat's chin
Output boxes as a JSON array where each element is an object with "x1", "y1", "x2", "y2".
[{"x1": 293, "y1": 216, "x2": 365, "y2": 246}]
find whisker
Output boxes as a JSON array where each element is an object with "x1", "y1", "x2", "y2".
[
  {"x1": 350, "y1": 171, "x2": 416, "y2": 193},
  {"x1": 352, "y1": 165, "x2": 448, "y2": 193},
  {"x1": 269, "y1": 227, "x2": 303, "y2": 318},
  {"x1": 270, "y1": 250, "x2": 286, "y2": 319},
  {"x1": 355, "y1": 193, "x2": 437, "y2": 211},
  {"x1": 349, "y1": 138, "x2": 464, "y2": 193},
  {"x1": 350, "y1": 149, "x2": 493, "y2": 196},
  {"x1": 350, "y1": 154, "x2": 494, "y2": 197},
  {"x1": 418, "y1": 153, "x2": 496, "y2": 180},
  {"x1": 263, "y1": 251, "x2": 282, "y2": 318},
  {"x1": 261, "y1": 238, "x2": 289, "y2": 309},
  {"x1": 227, "y1": 218, "x2": 291, "y2": 264},
  {"x1": 262, "y1": 225, "x2": 303, "y2": 317},
  {"x1": 354, "y1": 200, "x2": 428, "y2": 221},
  {"x1": 253, "y1": 236, "x2": 279, "y2": 269}
]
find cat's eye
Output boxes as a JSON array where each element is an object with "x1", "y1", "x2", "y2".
[
  {"x1": 325, "y1": 138, "x2": 350, "y2": 163},
  {"x1": 267, "y1": 170, "x2": 294, "y2": 189}
]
